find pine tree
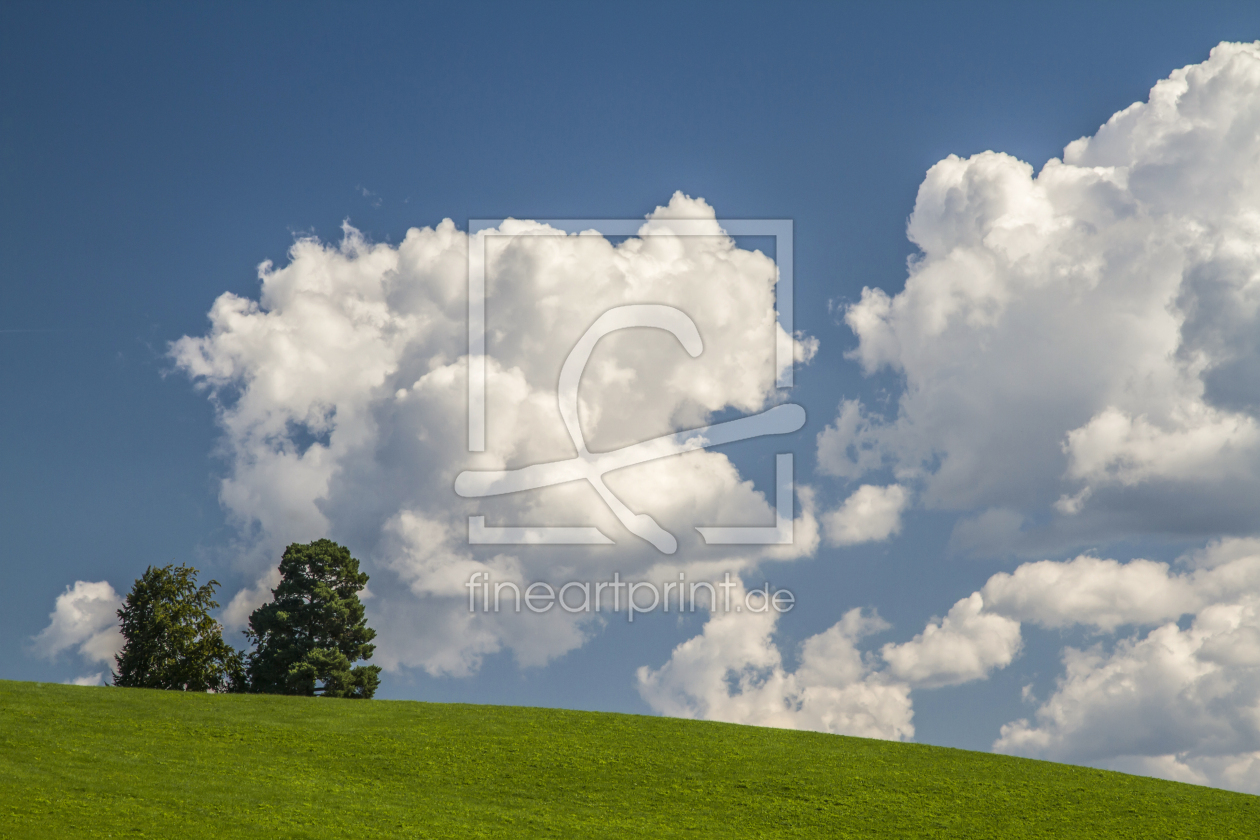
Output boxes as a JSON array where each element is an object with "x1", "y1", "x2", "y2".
[
  {"x1": 113, "y1": 564, "x2": 244, "y2": 691},
  {"x1": 246, "y1": 539, "x2": 381, "y2": 699}
]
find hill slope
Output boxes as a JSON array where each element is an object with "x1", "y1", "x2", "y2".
[{"x1": 0, "y1": 680, "x2": 1256, "y2": 838}]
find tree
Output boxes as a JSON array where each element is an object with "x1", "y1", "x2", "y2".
[
  {"x1": 246, "y1": 539, "x2": 381, "y2": 699},
  {"x1": 113, "y1": 564, "x2": 244, "y2": 692}
]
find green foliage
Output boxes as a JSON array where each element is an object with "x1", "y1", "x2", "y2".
[
  {"x1": 113, "y1": 564, "x2": 244, "y2": 692},
  {"x1": 2, "y1": 680, "x2": 1257, "y2": 839},
  {"x1": 246, "y1": 539, "x2": 380, "y2": 698}
]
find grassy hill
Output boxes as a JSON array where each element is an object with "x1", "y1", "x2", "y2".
[{"x1": 0, "y1": 680, "x2": 1256, "y2": 838}]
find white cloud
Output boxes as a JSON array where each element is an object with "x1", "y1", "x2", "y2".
[
  {"x1": 173, "y1": 192, "x2": 818, "y2": 676},
  {"x1": 638, "y1": 585, "x2": 1022, "y2": 737},
  {"x1": 981, "y1": 555, "x2": 1202, "y2": 633},
  {"x1": 815, "y1": 400, "x2": 886, "y2": 480},
  {"x1": 221, "y1": 566, "x2": 281, "y2": 632},
  {"x1": 637, "y1": 586, "x2": 914, "y2": 740},
  {"x1": 799, "y1": 48, "x2": 1260, "y2": 790},
  {"x1": 881, "y1": 593, "x2": 1022, "y2": 688},
  {"x1": 811, "y1": 41, "x2": 1260, "y2": 793},
  {"x1": 31, "y1": 581, "x2": 123, "y2": 667},
  {"x1": 638, "y1": 534, "x2": 1260, "y2": 792},
  {"x1": 822, "y1": 483, "x2": 908, "y2": 546},
  {"x1": 1063, "y1": 406, "x2": 1260, "y2": 487},
  {"x1": 994, "y1": 604, "x2": 1260, "y2": 794},
  {"x1": 818, "y1": 41, "x2": 1260, "y2": 551},
  {"x1": 973, "y1": 539, "x2": 1260, "y2": 793}
]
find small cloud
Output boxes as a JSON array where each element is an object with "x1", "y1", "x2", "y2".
[
  {"x1": 221, "y1": 566, "x2": 281, "y2": 632},
  {"x1": 823, "y1": 484, "x2": 909, "y2": 546},
  {"x1": 1054, "y1": 487, "x2": 1092, "y2": 516},
  {"x1": 31, "y1": 580, "x2": 123, "y2": 665}
]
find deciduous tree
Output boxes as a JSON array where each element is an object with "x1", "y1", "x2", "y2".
[{"x1": 113, "y1": 564, "x2": 244, "y2": 691}]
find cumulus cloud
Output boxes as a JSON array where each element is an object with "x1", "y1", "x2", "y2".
[
  {"x1": 731, "y1": 532, "x2": 1257, "y2": 791},
  {"x1": 798, "y1": 45, "x2": 1260, "y2": 790},
  {"x1": 981, "y1": 555, "x2": 1202, "y2": 632},
  {"x1": 638, "y1": 585, "x2": 1020, "y2": 736},
  {"x1": 637, "y1": 587, "x2": 914, "y2": 740},
  {"x1": 881, "y1": 593, "x2": 1022, "y2": 688},
  {"x1": 818, "y1": 41, "x2": 1260, "y2": 552},
  {"x1": 982, "y1": 539, "x2": 1260, "y2": 792},
  {"x1": 994, "y1": 604, "x2": 1260, "y2": 794},
  {"x1": 31, "y1": 581, "x2": 123, "y2": 667},
  {"x1": 822, "y1": 483, "x2": 908, "y2": 546},
  {"x1": 173, "y1": 192, "x2": 818, "y2": 676},
  {"x1": 637, "y1": 531, "x2": 1260, "y2": 793}
]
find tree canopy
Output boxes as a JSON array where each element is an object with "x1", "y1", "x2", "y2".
[
  {"x1": 246, "y1": 539, "x2": 381, "y2": 699},
  {"x1": 113, "y1": 564, "x2": 244, "y2": 692}
]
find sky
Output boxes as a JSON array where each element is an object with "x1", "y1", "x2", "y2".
[{"x1": 6, "y1": 0, "x2": 1260, "y2": 793}]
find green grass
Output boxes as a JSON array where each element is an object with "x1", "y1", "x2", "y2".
[{"x1": 0, "y1": 680, "x2": 1256, "y2": 838}]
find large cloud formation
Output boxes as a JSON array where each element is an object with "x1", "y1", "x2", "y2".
[
  {"x1": 790, "y1": 41, "x2": 1260, "y2": 792},
  {"x1": 820, "y1": 40, "x2": 1260, "y2": 553},
  {"x1": 168, "y1": 194, "x2": 821, "y2": 678}
]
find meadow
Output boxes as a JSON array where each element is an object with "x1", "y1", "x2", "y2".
[{"x1": 1, "y1": 679, "x2": 1255, "y2": 838}]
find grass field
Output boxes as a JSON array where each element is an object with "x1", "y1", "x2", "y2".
[{"x1": 1, "y1": 680, "x2": 1256, "y2": 838}]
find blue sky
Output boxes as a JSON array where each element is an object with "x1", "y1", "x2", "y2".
[{"x1": 6, "y1": 1, "x2": 1260, "y2": 791}]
